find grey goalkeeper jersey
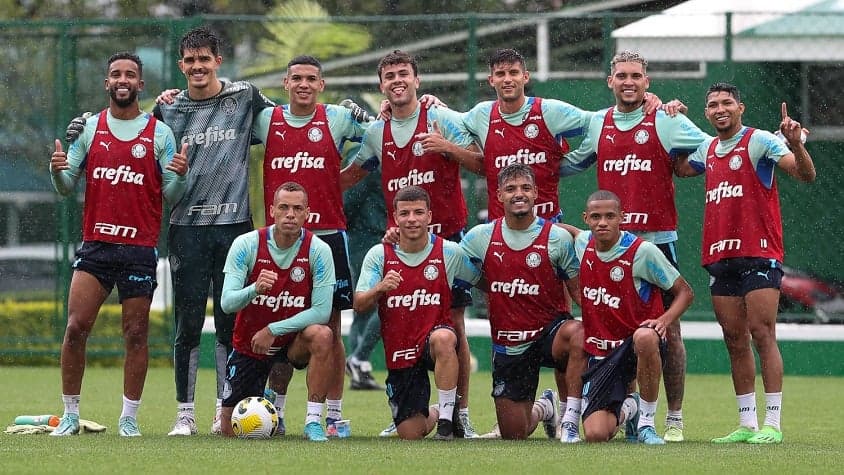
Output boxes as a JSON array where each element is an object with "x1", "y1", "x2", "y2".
[{"x1": 155, "y1": 80, "x2": 273, "y2": 226}]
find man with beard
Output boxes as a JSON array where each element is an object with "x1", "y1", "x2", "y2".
[{"x1": 49, "y1": 52, "x2": 187, "y2": 437}]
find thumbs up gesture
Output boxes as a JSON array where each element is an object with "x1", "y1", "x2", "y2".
[
  {"x1": 417, "y1": 119, "x2": 455, "y2": 156},
  {"x1": 167, "y1": 143, "x2": 189, "y2": 176},
  {"x1": 50, "y1": 139, "x2": 69, "y2": 174}
]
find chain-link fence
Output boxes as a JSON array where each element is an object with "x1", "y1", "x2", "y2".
[{"x1": 2, "y1": 9, "x2": 842, "y2": 360}]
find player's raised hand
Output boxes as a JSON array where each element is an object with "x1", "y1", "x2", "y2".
[
  {"x1": 155, "y1": 88, "x2": 181, "y2": 105},
  {"x1": 642, "y1": 92, "x2": 663, "y2": 115},
  {"x1": 377, "y1": 269, "x2": 403, "y2": 293},
  {"x1": 254, "y1": 269, "x2": 278, "y2": 295},
  {"x1": 50, "y1": 139, "x2": 69, "y2": 173},
  {"x1": 660, "y1": 99, "x2": 688, "y2": 117},
  {"x1": 417, "y1": 120, "x2": 454, "y2": 155},
  {"x1": 167, "y1": 143, "x2": 189, "y2": 176},
  {"x1": 779, "y1": 102, "x2": 808, "y2": 146},
  {"x1": 378, "y1": 99, "x2": 392, "y2": 121},
  {"x1": 65, "y1": 112, "x2": 92, "y2": 143}
]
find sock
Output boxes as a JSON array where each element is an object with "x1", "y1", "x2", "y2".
[
  {"x1": 458, "y1": 407, "x2": 469, "y2": 422},
  {"x1": 619, "y1": 395, "x2": 638, "y2": 425},
  {"x1": 121, "y1": 395, "x2": 141, "y2": 419},
  {"x1": 737, "y1": 392, "x2": 758, "y2": 430},
  {"x1": 177, "y1": 402, "x2": 195, "y2": 416},
  {"x1": 559, "y1": 400, "x2": 567, "y2": 422},
  {"x1": 274, "y1": 395, "x2": 287, "y2": 418},
  {"x1": 532, "y1": 397, "x2": 552, "y2": 422},
  {"x1": 763, "y1": 392, "x2": 782, "y2": 430},
  {"x1": 637, "y1": 398, "x2": 657, "y2": 430},
  {"x1": 349, "y1": 355, "x2": 362, "y2": 365},
  {"x1": 215, "y1": 398, "x2": 222, "y2": 410},
  {"x1": 438, "y1": 387, "x2": 457, "y2": 421},
  {"x1": 306, "y1": 402, "x2": 324, "y2": 425},
  {"x1": 62, "y1": 394, "x2": 80, "y2": 416},
  {"x1": 562, "y1": 397, "x2": 582, "y2": 426},
  {"x1": 665, "y1": 409, "x2": 683, "y2": 427},
  {"x1": 326, "y1": 399, "x2": 342, "y2": 422}
]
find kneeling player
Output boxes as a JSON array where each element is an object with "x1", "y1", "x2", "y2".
[
  {"x1": 219, "y1": 182, "x2": 336, "y2": 441},
  {"x1": 563, "y1": 190, "x2": 693, "y2": 445},
  {"x1": 354, "y1": 186, "x2": 480, "y2": 440}
]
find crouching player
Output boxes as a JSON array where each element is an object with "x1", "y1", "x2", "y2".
[
  {"x1": 354, "y1": 186, "x2": 480, "y2": 440},
  {"x1": 219, "y1": 182, "x2": 336, "y2": 441},
  {"x1": 565, "y1": 190, "x2": 693, "y2": 445}
]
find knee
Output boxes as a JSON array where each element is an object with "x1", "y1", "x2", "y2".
[
  {"x1": 304, "y1": 325, "x2": 334, "y2": 353},
  {"x1": 748, "y1": 320, "x2": 776, "y2": 344},
  {"x1": 64, "y1": 315, "x2": 93, "y2": 343},
  {"x1": 633, "y1": 327, "x2": 659, "y2": 351},
  {"x1": 583, "y1": 423, "x2": 611, "y2": 443},
  {"x1": 429, "y1": 329, "x2": 457, "y2": 356}
]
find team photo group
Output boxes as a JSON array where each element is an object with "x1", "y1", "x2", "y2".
[{"x1": 47, "y1": 25, "x2": 815, "y2": 444}]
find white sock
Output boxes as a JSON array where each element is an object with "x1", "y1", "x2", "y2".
[
  {"x1": 763, "y1": 392, "x2": 782, "y2": 430},
  {"x1": 665, "y1": 409, "x2": 683, "y2": 427},
  {"x1": 121, "y1": 395, "x2": 141, "y2": 419},
  {"x1": 177, "y1": 402, "x2": 195, "y2": 414},
  {"x1": 562, "y1": 397, "x2": 582, "y2": 426},
  {"x1": 737, "y1": 392, "x2": 758, "y2": 430},
  {"x1": 458, "y1": 407, "x2": 469, "y2": 420},
  {"x1": 215, "y1": 398, "x2": 222, "y2": 410},
  {"x1": 619, "y1": 395, "x2": 638, "y2": 425},
  {"x1": 275, "y1": 395, "x2": 287, "y2": 418},
  {"x1": 637, "y1": 398, "x2": 657, "y2": 430},
  {"x1": 532, "y1": 397, "x2": 552, "y2": 422},
  {"x1": 306, "y1": 402, "x2": 324, "y2": 425},
  {"x1": 559, "y1": 400, "x2": 567, "y2": 421},
  {"x1": 438, "y1": 387, "x2": 457, "y2": 421},
  {"x1": 326, "y1": 399, "x2": 342, "y2": 421},
  {"x1": 62, "y1": 394, "x2": 80, "y2": 416}
]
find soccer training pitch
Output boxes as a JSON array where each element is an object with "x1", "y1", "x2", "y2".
[{"x1": 1, "y1": 366, "x2": 841, "y2": 474}]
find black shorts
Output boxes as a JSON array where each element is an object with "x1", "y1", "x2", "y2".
[
  {"x1": 581, "y1": 334, "x2": 668, "y2": 421},
  {"x1": 222, "y1": 347, "x2": 301, "y2": 407},
  {"x1": 386, "y1": 328, "x2": 454, "y2": 426},
  {"x1": 491, "y1": 315, "x2": 572, "y2": 402},
  {"x1": 655, "y1": 242, "x2": 679, "y2": 309},
  {"x1": 443, "y1": 230, "x2": 473, "y2": 309},
  {"x1": 318, "y1": 231, "x2": 354, "y2": 311},
  {"x1": 705, "y1": 257, "x2": 783, "y2": 297},
  {"x1": 72, "y1": 241, "x2": 157, "y2": 302}
]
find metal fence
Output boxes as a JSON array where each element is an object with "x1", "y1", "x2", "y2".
[{"x1": 2, "y1": 9, "x2": 843, "y2": 359}]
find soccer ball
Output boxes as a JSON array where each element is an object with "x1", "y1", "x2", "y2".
[{"x1": 231, "y1": 396, "x2": 278, "y2": 439}]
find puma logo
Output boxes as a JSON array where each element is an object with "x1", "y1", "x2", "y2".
[
  {"x1": 585, "y1": 259, "x2": 593, "y2": 270},
  {"x1": 274, "y1": 130, "x2": 286, "y2": 140},
  {"x1": 494, "y1": 129, "x2": 505, "y2": 138},
  {"x1": 100, "y1": 141, "x2": 112, "y2": 151},
  {"x1": 605, "y1": 134, "x2": 615, "y2": 144},
  {"x1": 493, "y1": 251, "x2": 505, "y2": 262},
  {"x1": 386, "y1": 150, "x2": 397, "y2": 160}
]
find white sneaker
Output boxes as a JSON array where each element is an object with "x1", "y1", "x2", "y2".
[
  {"x1": 167, "y1": 412, "x2": 197, "y2": 436},
  {"x1": 210, "y1": 407, "x2": 222, "y2": 435},
  {"x1": 379, "y1": 422, "x2": 397, "y2": 437},
  {"x1": 478, "y1": 423, "x2": 501, "y2": 439}
]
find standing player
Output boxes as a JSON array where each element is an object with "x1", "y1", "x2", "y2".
[
  {"x1": 154, "y1": 27, "x2": 275, "y2": 436},
  {"x1": 219, "y1": 182, "x2": 336, "y2": 441},
  {"x1": 559, "y1": 50, "x2": 708, "y2": 441},
  {"x1": 674, "y1": 84, "x2": 816, "y2": 444},
  {"x1": 49, "y1": 52, "x2": 187, "y2": 436},
  {"x1": 340, "y1": 50, "x2": 483, "y2": 437},
  {"x1": 564, "y1": 190, "x2": 693, "y2": 445},
  {"x1": 354, "y1": 186, "x2": 481, "y2": 440},
  {"x1": 461, "y1": 164, "x2": 585, "y2": 441},
  {"x1": 253, "y1": 55, "x2": 369, "y2": 436}
]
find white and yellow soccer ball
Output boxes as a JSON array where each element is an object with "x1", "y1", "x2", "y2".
[{"x1": 231, "y1": 396, "x2": 279, "y2": 439}]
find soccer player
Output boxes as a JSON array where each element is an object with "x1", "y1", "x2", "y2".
[
  {"x1": 674, "y1": 83, "x2": 816, "y2": 444},
  {"x1": 563, "y1": 190, "x2": 693, "y2": 445},
  {"x1": 48, "y1": 52, "x2": 187, "y2": 437},
  {"x1": 219, "y1": 182, "x2": 336, "y2": 441},
  {"x1": 559, "y1": 50, "x2": 709, "y2": 441},
  {"x1": 461, "y1": 164, "x2": 585, "y2": 441},
  {"x1": 354, "y1": 186, "x2": 480, "y2": 440},
  {"x1": 149, "y1": 27, "x2": 276, "y2": 436},
  {"x1": 340, "y1": 50, "x2": 483, "y2": 437},
  {"x1": 253, "y1": 55, "x2": 370, "y2": 436},
  {"x1": 460, "y1": 48, "x2": 666, "y2": 223}
]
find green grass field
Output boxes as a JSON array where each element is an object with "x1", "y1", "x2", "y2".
[{"x1": 1, "y1": 367, "x2": 841, "y2": 474}]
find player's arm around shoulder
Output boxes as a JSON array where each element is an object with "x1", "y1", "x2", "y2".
[
  {"x1": 221, "y1": 230, "x2": 262, "y2": 314},
  {"x1": 673, "y1": 138, "x2": 710, "y2": 178},
  {"x1": 443, "y1": 239, "x2": 482, "y2": 288},
  {"x1": 353, "y1": 244, "x2": 388, "y2": 314},
  {"x1": 541, "y1": 97, "x2": 595, "y2": 136}
]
